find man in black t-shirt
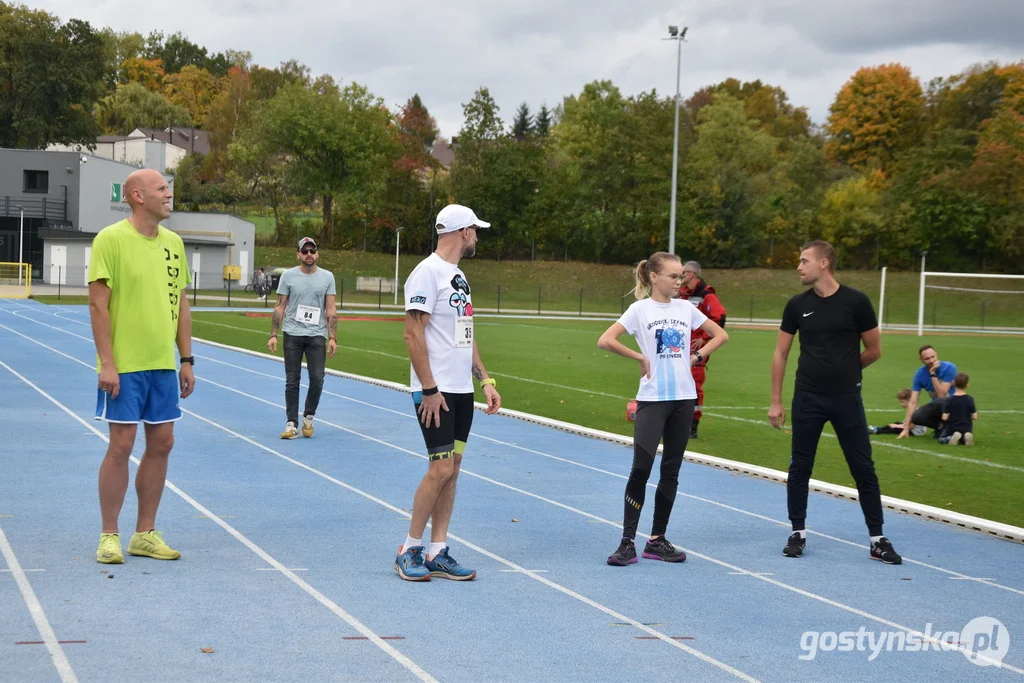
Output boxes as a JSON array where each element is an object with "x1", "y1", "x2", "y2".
[{"x1": 768, "y1": 240, "x2": 902, "y2": 565}]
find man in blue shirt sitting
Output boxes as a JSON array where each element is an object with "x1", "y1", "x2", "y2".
[{"x1": 898, "y1": 345, "x2": 957, "y2": 440}]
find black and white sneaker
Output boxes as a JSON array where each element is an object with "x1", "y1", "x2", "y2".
[
  {"x1": 870, "y1": 537, "x2": 903, "y2": 565},
  {"x1": 607, "y1": 537, "x2": 637, "y2": 566},
  {"x1": 783, "y1": 532, "x2": 806, "y2": 558},
  {"x1": 643, "y1": 536, "x2": 686, "y2": 562}
]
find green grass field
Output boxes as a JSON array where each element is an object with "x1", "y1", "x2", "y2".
[{"x1": 189, "y1": 310, "x2": 1024, "y2": 527}]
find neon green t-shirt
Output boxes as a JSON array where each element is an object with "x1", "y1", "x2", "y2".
[{"x1": 89, "y1": 219, "x2": 191, "y2": 373}]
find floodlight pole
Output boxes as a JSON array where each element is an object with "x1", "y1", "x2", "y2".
[
  {"x1": 666, "y1": 26, "x2": 687, "y2": 256},
  {"x1": 16, "y1": 206, "x2": 24, "y2": 286},
  {"x1": 917, "y1": 251, "x2": 928, "y2": 337},
  {"x1": 394, "y1": 227, "x2": 404, "y2": 305}
]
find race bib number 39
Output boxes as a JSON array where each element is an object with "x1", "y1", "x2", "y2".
[
  {"x1": 455, "y1": 316, "x2": 473, "y2": 348},
  {"x1": 296, "y1": 304, "x2": 321, "y2": 326}
]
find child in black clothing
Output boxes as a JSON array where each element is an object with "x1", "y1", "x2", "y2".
[{"x1": 941, "y1": 372, "x2": 977, "y2": 446}]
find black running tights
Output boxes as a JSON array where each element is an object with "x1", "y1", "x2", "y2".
[{"x1": 622, "y1": 399, "x2": 695, "y2": 540}]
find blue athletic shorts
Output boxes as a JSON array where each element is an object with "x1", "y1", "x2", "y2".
[{"x1": 94, "y1": 370, "x2": 181, "y2": 424}]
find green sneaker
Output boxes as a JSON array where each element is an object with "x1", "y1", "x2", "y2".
[
  {"x1": 127, "y1": 530, "x2": 181, "y2": 560},
  {"x1": 96, "y1": 533, "x2": 124, "y2": 564}
]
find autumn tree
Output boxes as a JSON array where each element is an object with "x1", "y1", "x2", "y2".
[
  {"x1": 826, "y1": 64, "x2": 925, "y2": 173},
  {"x1": 163, "y1": 64, "x2": 220, "y2": 128}
]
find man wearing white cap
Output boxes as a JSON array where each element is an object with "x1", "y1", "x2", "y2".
[{"x1": 395, "y1": 204, "x2": 502, "y2": 582}]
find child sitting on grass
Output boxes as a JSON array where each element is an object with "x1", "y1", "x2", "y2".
[
  {"x1": 942, "y1": 373, "x2": 977, "y2": 446},
  {"x1": 869, "y1": 389, "x2": 927, "y2": 436}
]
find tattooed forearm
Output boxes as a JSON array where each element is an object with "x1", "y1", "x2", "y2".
[
  {"x1": 270, "y1": 311, "x2": 282, "y2": 336},
  {"x1": 472, "y1": 364, "x2": 484, "y2": 381},
  {"x1": 328, "y1": 314, "x2": 338, "y2": 340},
  {"x1": 408, "y1": 310, "x2": 425, "y2": 323}
]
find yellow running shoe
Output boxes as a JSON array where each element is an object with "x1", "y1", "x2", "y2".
[
  {"x1": 127, "y1": 530, "x2": 181, "y2": 560},
  {"x1": 301, "y1": 416, "x2": 314, "y2": 438},
  {"x1": 96, "y1": 533, "x2": 123, "y2": 564},
  {"x1": 281, "y1": 421, "x2": 298, "y2": 439}
]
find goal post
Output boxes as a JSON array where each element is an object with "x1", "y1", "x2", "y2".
[
  {"x1": 917, "y1": 271, "x2": 1024, "y2": 335},
  {"x1": 0, "y1": 262, "x2": 31, "y2": 299}
]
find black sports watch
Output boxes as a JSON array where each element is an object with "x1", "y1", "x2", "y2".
[{"x1": 180, "y1": 356, "x2": 195, "y2": 366}]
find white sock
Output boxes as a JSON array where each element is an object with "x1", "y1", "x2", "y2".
[
  {"x1": 401, "y1": 535, "x2": 421, "y2": 554},
  {"x1": 428, "y1": 541, "x2": 447, "y2": 560},
  {"x1": 795, "y1": 530, "x2": 806, "y2": 539},
  {"x1": 870, "y1": 535, "x2": 883, "y2": 545}
]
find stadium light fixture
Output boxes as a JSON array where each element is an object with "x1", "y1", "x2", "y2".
[{"x1": 665, "y1": 25, "x2": 688, "y2": 255}]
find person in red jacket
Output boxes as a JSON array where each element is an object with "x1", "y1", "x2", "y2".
[{"x1": 677, "y1": 261, "x2": 727, "y2": 438}]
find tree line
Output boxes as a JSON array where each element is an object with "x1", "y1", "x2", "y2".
[{"x1": 2, "y1": 2, "x2": 1022, "y2": 272}]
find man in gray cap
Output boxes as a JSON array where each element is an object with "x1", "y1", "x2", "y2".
[
  {"x1": 267, "y1": 236, "x2": 337, "y2": 438},
  {"x1": 394, "y1": 204, "x2": 502, "y2": 582}
]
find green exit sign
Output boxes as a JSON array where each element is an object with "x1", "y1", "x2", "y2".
[{"x1": 110, "y1": 182, "x2": 122, "y2": 202}]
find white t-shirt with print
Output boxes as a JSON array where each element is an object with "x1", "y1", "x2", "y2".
[
  {"x1": 617, "y1": 298, "x2": 708, "y2": 402},
  {"x1": 404, "y1": 253, "x2": 475, "y2": 393}
]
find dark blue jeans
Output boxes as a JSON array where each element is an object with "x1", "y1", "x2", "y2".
[
  {"x1": 788, "y1": 389, "x2": 884, "y2": 536},
  {"x1": 283, "y1": 333, "x2": 326, "y2": 425}
]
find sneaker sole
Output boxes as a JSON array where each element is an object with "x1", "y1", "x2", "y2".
[
  {"x1": 429, "y1": 570, "x2": 476, "y2": 581},
  {"x1": 641, "y1": 551, "x2": 686, "y2": 562},
  {"x1": 870, "y1": 554, "x2": 902, "y2": 565},
  {"x1": 302, "y1": 432, "x2": 314, "y2": 438},
  {"x1": 782, "y1": 548, "x2": 804, "y2": 558},
  {"x1": 964, "y1": 434, "x2": 974, "y2": 446},
  {"x1": 394, "y1": 563, "x2": 431, "y2": 582},
  {"x1": 126, "y1": 549, "x2": 180, "y2": 560},
  {"x1": 606, "y1": 556, "x2": 638, "y2": 566},
  {"x1": 281, "y1": 434, "x2": 298, "y2": 440},
  {"x1": 96, "y1": 555, "x2": 123, "y2": 564}
]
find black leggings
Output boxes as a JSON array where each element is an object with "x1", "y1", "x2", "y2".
[{"x1": 622, "y1": 400, "x2": 695, "y2": 540}]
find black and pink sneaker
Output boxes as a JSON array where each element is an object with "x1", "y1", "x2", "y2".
[
  {"x1": 607, "y1": 537, "x2": 638, "y2": 566},
  {"x1": 643, "y1": 536, "x2": 686, "y2": 562}
]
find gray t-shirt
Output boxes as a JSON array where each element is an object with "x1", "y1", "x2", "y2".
[{"x1": 277, "y1": 266, "x2": 336, "y2": 338}]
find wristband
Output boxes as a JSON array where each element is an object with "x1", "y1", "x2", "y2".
[
  {"x1": 693, "y1": 351, "x2": 704, "y2": 363},
  {"x1": 180, "y1": 356, "x2": 195, "y2": 365},
  {"x1": 269, "y1": 334, "x2": 278, "y2": 339},
  {"x1": 421, "y1": 386, "x2": 439, "y2": 396},
  {"x1": 480, "y1": 378, "x2": 497, "y2": 388}
]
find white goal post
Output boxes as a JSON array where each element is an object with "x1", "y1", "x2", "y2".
[{"x1": 917, "y1": 270, "x2": 1024, "y2": 336}]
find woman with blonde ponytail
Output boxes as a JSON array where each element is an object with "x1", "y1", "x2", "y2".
[{"x1": 598, "y1": 252, "x2": 728, "y2": 566}]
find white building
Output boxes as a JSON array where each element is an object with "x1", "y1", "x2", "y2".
[{"x1": 48, "y1": 127, "x2": 210, "y2": 174}]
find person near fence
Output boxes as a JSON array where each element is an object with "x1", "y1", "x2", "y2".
[
  {"x1": 89, "y1": 168, "x2": 195, "y2": 564},
  {"x1": 676, "y1": 260, "x2": 727, "y2": 439},
  {"x1": 898, "y1": 345, "x2": 957, "y2": 441},
  {"x1": 769, "y1": 240, "x2": 902, "y2": 565},
  {"x1": 267, "y1": 237, "x2": 337, "y2": 439},
  {"x1": 394, "y1": 204, "x2": 502, "y2": 582},
  {"x1": 600, "y1": 252, "x2": 728, "y2": 567}
]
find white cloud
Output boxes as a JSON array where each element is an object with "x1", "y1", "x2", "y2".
[{"x1": 31, "y1": 0, "x2": 1024, "y2": 136}]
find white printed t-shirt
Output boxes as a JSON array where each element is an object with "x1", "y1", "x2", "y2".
[
  {"x1": 404, "y1": 253, "x2": 474, "y2": 393},
  {"x1": 617, "y1": 298, "x2": 708, "y2": 402}
]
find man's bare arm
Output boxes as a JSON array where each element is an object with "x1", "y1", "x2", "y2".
[
  {"x1": 472, "y1": 340, "x2": 490, "y2": 382},
  {"x1": 89, "y1": 280, "x2": 115, "y2": 369},
  {"x1": 177, "y1": 293, "x2": 192, "y2": 357},
  {"x1": 270, "y1": 294, "x2": 288, "y2": 337},
  {"x1": 403, "y1": 310, "x2": 435, "y2": 388},
  {"x1": 326, "y1": 294, "x2": 338, "y2": 340},
  {"x1": 770, "y1": 331, "x2": 795, "y2": 405},
  {"x1": 860, "y1": 327, "x2": 882, "y2": 368}
]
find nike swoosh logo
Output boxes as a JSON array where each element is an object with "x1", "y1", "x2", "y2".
[{"x1": 803, "y1": 312, "x2": 814, "y2": 317}]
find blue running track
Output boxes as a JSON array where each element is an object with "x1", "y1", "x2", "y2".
[{"x1": 1, "y1": 300, "x2": 1021, "y2": 682}]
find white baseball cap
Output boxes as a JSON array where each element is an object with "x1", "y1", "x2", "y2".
[{"x1": 435, "y1": 204, "x2": 490, "y2": 234}]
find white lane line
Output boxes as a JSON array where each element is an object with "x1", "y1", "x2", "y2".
[
  {"x1": 1, "y1": 568, "x2": 45, "y2": 572},
  {"x1": 185, "y1": 365, "x2": 1022, "y2": 673},
  {"x1": 191, "y1": 345, "x2": 1024, "y2": 597},
  {"x1": 256, "y1": 568, "x2": 309, "y2": 572},
  {"x1": 3, "y1": 319, "x2": 758, "y2": 681},
  {"x1": 499, "y1": 569, "x2": 550, "y2": 573},
  {"x1": 0, "y1": 523, "x2": 77, "y2": 683},
  {"x1": 14, "y1": 312, "x2": 1024, "y2": 596},
  {"x1": 0, "y1": 350, "x2": 437, "y2": 683}
]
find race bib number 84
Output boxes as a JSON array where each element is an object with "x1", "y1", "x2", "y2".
[
  {"x1": 455, "y1": 316, "x2": 473, "y2": 348},
  {"x1": 296, "y1": 304, "x2": 321, "y2": 326}
]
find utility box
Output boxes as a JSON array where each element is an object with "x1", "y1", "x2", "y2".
[{"x1": 223, "y1": 264, "x2": 241, "y2": 281}]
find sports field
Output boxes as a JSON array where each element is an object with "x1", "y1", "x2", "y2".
[{"x1": 189, "y1": 310, "x2": 1024, "y2": 527}]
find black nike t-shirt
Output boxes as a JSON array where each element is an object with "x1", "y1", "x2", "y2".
[{"x1": 780, "y1": 285, "x2": 878, "y2": 394}]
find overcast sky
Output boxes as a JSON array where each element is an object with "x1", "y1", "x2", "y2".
[{"x1": 32, "y1": 0, "x2": 1024, "y2": 138}]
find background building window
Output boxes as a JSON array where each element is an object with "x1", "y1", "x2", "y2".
[{"x1": 23, "y1": 170, "x2": 49, "y2": 193}]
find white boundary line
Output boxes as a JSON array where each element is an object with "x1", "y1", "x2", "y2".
[
  {"x1": 189, "y1": 351, "x2": 1024, "y2": 597},
  {"x1": 8, "y1": 306, "x2": 1024, "y2": 672},
  {"x1": 13, "y1": 305, "x2": 1024, "y2": 540},
  {"x1": 0, "y1": 346, "x2": 437, "y2": 683},
  {"x1": 0, "y1": 522, "x2": 78, "y2": 683},
  {"x1": 129, "y1": 363, "x2": 1024, "y2": 673},
  {"x1": 0, "y1": 322, "x2": 759, "y2": 682},
  {"x1": 187, "y1": 336, "x2": 1024, "y2": 544}
]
